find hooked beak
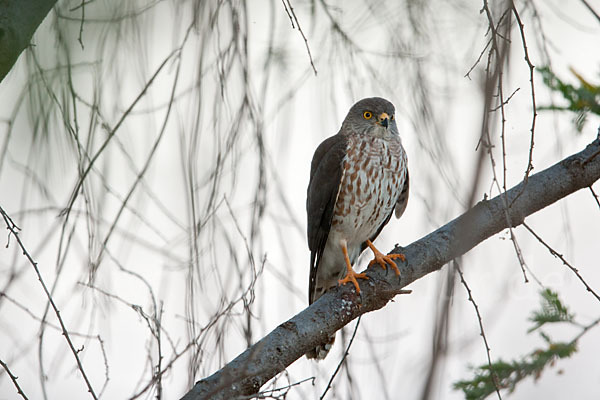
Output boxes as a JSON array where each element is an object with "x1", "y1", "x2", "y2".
[{"x1": 377, "y1": 112, "x2": 389, "y2": 128}]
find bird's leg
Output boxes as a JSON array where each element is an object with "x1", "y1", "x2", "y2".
[
  {"x1": 338, "y1": 240, "x2": 368, "y2": 293},
  {"x1": 366, "y1": 239, "x2": 404, "y2": 276}
]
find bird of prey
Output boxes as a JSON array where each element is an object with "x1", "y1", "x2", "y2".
[{"x1": 306, "y1": 97, "x2": 409, "y2": 359}]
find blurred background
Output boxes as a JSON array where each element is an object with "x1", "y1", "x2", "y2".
[{"x1": 0, "y1": 1, "x2": 599, "y2": 399}]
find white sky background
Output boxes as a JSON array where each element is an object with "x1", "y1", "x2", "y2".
[{"x1": 0, "y1": 0, "x2": 599, "y2": 399}]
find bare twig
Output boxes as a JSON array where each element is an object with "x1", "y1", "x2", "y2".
[
  {"x1": 571, "y1": 316, "x2": 600, "y2": 343},
  {"x1": 0, "y1": 206, "x2": 98, "y2": 399},
  {"x1": 456, "y1": 262, "x2": 502, "y2": 399},
  {"x1": 282, "y1": 0, "x2": 317, "y2": 75},
  {"x1": 96, "y1": 335, "x2": 110, "y2": 398},
  {"x1": 76, "y1": 0, "x2": 85, "y2": 49},
  {"x1": 579, "y1": 0, "x2": 600, "y2": 24},
  {"x1": 69, "y1": 0, "x2": 94, "y2": 12},
  {"x1": 480, "y1": 0, "x2": 531, "y2": 284},
  {"x1": 590, "y1": 186, "x2": 600, "y2": 209},
  {"x1": 155, "y1": 302, "x2": 164, "y2": 400},
  {"x1": 92, "y1": 48, "x2": 183, "y2": 274},
  {"x1": 522, "y1": 222, "x2": 600, "y2": 303},
  {"x1": 60, "y1": 47, "x2": 180, "y2": 220},
  {"x1": 128, "y1": 340, "x2": 198, "y2": 400},
  {"x1": 0, "y1": 358, "x2": 29, "y2": 400},
  {"x1": 489, "y1": 87, "x2": 520, "y2": 111},
  {"x1": 320, "y1": 316, "x2": 361, "y2": 400},
  {"x1": 238, "y1": 376, "x2": 316, "y2": 399},
  {"x1": 0, "y1": 291, "x2": 111, "y2": 396},
  {"x1": 511, "y1": 1, "x2": 538, "y2": 182},
  {"x1": 79, "y1": 282, "x2": 177, "y2": 353},
  {"x1": 280, "y1": 0, "x2": 295, "y2": 28},
  {"x1": 0, "y1": 292, "x2": 94, "y2": 338},
  {"x1": 421, "y1": 262, "x2": 456, "y2": 400},
  {"x1": 465, "y1": 38, "x2": 491, "y2": 79}
]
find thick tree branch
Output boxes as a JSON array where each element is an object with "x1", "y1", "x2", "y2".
[
  {"x1": 182, "y1": 138, "x2": 600, "y2": 400},
  {"x1": 0, "y1": 0, "x2": 58, "y2": 83}
]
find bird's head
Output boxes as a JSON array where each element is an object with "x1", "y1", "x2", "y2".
[{"x1": 341, "y1": 97, "x2": 398, "y2": 138}]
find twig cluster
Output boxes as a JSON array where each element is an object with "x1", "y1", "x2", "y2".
[{"x1": 0, "y1": 206, "x2": 98, "y2": 399}]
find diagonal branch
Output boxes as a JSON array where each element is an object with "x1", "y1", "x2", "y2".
[{"x1": 182, "y1": 137, "x2": 600, "y2": 400}]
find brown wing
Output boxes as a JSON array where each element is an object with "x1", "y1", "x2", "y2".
[
  {"x1": 307, "y1": 134, "x2": 348, "y2": 303},
  {"x1": 360, "y1": 171, "x2": 409, "y2": 252},
  {"x1": 394, "y1": 171, "x2": 409, "y2": 219}
]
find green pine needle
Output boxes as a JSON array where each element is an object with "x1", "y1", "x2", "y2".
[
  {"x1": 528, "y1": 289, "x2": 574, "y2": 333},
  {"x1": 538, "y1": 66, "x2": 600, "y2": 132},
  {"x1": 454, "y1": 290, "x2": 578, "y2": 400},
  {"x1": 453, "y1": 340, "x2": 577, "y2": 400}
]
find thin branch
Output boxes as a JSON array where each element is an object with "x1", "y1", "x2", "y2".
[
  {"x1": 522, "y1": 222, "x2": 600, "y2": 303},
  {"x1": 320, "y1": 316, "x2": 361, "y2": 400},
  {"x1": 96, "y1": 335, "x2": 110, "y2": 398},
  {"x1": 421, "y1": 261, "x2": 456, "y2": 400},
  {"x1": 155, "y1": 302, "x2": 164, "y2": 400},
  {"x1": 182, "y1": 139, "x2": 600, "y2": 400},
  {"x1": 79, "y1": 282, "x2": 178, "y2": 353},
  {"x1": 590, "y1": 186, "x2": 600, "y2": 209},
  {"x1": 60, "y1": 47, "x2": 180, "y2": 220},
  {"x1": 280, "y1": 0, "x2": 295, "y2": 28},
  {"x1": 580, "y1": 0, "x2": 600, "y2": 24},
  {"x1": 238, "y1": 376, "x2": 316, "y2": 399},
  {"x1": 76, "y1": 0, "x2": 85, "y2": 49},
  {"x1": 128, "y1": 340, "x2": 198, "y2": 400},
  {"x1": 0, "y1": 291, "x2": 110, "y2": 395},
  {"x1": 0, "y1": 291, "x2": 96, "y2": 338},
  {"x1": 92, "y1": 48, "x2": 182, "y2": 272},
  {"x1": 0, "y1": 358, "x2": 29, "y2": 400},
  {"x1": 0, "y1": 206, "x2": 98, "y2": 399},
  {"x1": 69, "y1": 0, "x2": 95, "y2": 12},
  {"x1": 571, "y1": 315, "x2": 600, "y2": 344},
  {"x1": 511, "y1": 1, "x2": 538, "y2": 181},
  {"x1": 456, "y1": 262, "x2": 502, "y2": 400},
  {"x1": 465, "y1": 38, "x2": 491, "y2": 79},
  {"x1": 480, "y1": 0, "x2": 531, "y2": 283},
  {"x1": 489, "y1": 87, "x2": 520, "y2": 111},
  {"x1": 282, "y1": 0, "x2": 317, "y2": 75}
]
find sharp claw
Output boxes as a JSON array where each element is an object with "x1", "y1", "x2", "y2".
[
  {"x1": 367, "y1": 240, "x2": 406, "y2": 275},
  {"x1": 338, "y1": 271, "x2": 368, "y2": 293},
  {"x1": 367, "y1": 247, "x2": 405, "y2": 276}
]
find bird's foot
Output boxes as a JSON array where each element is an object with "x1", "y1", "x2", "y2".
[
  {"x1": 338, "y1": 269, "x2": 368, "y2": 294},
  {"x1": 338, "y1": 239, "x2": 368, "y2": 294},
  {"x1": 366, "y1": 240, "x2": 404, "y2": 276}
]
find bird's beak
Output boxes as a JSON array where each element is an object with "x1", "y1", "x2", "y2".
[{"x1": 378, "y1": 112, "x2": 389, "y2": 128}]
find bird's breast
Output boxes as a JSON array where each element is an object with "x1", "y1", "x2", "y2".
[{"x1": 331, "y1": 135, "x2": 407, "y2": 246}]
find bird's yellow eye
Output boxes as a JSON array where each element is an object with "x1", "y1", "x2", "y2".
[{"x1": 363, "y1": 111, "x2": 372, "y2": 120}]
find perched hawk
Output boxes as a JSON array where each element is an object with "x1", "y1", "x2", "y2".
[{"x1": 306, "y1": 97, "x2": 409, "y2": 359}]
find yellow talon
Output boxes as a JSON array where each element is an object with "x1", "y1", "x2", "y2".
[
  {"x1": 338, "y1": 270, "x2": 368, "y2": 293},
  {"x1": 366, "y1": 239, "x2": 404, "y2": 276},
  {"x1": 338, "y1": 240, "x2": 368, "y2": 293}
]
